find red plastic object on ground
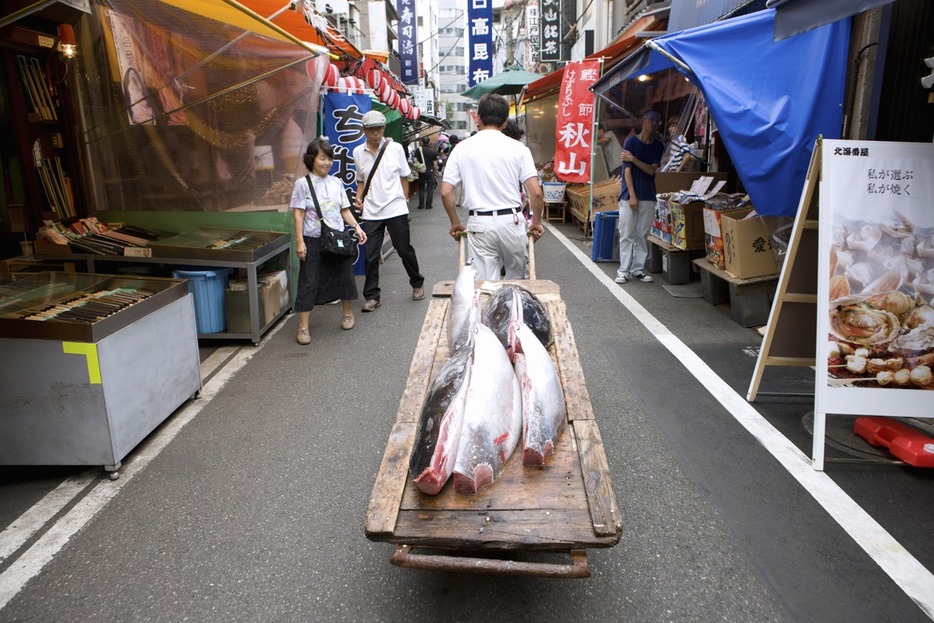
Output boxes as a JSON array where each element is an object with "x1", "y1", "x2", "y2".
[{"x1": 854, "y1": 417, "x2": 934, "y2": 468}]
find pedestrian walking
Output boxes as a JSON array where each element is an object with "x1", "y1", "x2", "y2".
[
  {"x1": 440, "y1": 94, "x2": 544, "y2": 281},
  {"x1": 415, "y1": 137, "x2": 438, "y2": 210},
  {"x1": 291, "y1": 138, "x2": 368, "y2": 345},
  {"x1": 353, "y1": 110, "x2": 426, "y2": 311},
  {"x1": 615, "y1": 109, "x2": 664, "y2": 285}
]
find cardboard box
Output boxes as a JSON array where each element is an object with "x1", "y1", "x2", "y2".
[
  {"x1": 656, "y1": 171, "x2": 728, "y2": 194},
  {"x1": 721, "y1": 212, "x2": 782, "y2": 279},
  {"x1": 259, "y1": 270, "x2": 288, "y2": 320},
  {"x1": 652, "y1": 195, "x2": 672, "y2": 243},
  {"x1": 669, "y1": 199, "x2": 705, "y2": 250},
  {"x1": 704, "y1": 207, "x2": 752, "y2": 269}
]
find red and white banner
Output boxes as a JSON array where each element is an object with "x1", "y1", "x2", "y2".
[{"x1": 553, "y1": 59, "x2": 601, "y2": 183}]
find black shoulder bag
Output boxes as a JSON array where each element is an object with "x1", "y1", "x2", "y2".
[{"x1": 307, "y1": 175, "x2": 358, "y2": 259}]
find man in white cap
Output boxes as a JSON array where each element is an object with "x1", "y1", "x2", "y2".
[{"x1": 352, "y1": 110, "x2": 426, "y2": 311}]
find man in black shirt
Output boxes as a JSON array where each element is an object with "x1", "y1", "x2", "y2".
[{"x1": 415, "y1": 137, "x2": 438, "y2": 210}]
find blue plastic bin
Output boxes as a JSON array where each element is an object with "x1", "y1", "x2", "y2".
[
  {"x1": 591, "y1": 210, "x2": 620, "y2": 262},
  {"x1": 172, "y1": 269, "x2": 230, "y2": 333}
]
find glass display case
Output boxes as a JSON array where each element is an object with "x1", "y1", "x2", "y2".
[
  {"x1": 0, "y1": 272, "x2": 202, "y2": 477},
  {"x1": 0, "y1": 272, "x2": 190, "y2": 342}
]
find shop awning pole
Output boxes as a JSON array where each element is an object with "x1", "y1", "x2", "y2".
[
  {"x1": 220, "y1": 0, "x2": 336, "y2": 59},
  {"x1": 644, "y1": 40, "x2": 693, "y2": 76}
]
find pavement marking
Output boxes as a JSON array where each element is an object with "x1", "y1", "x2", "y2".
[
  {"x1": 548, "y1": 224, "x2": 934, "y2": 620},
  {"x1": 0, "y1": 470, "x2": 97, "y2": 564},
  {"x1": 0, "y1": 322, "x2": 286, "y2": 612}
]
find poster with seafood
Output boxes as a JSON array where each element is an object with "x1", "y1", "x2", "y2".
[{"x1": 816, "y1": 140, "x2": 934, "y2": 418}]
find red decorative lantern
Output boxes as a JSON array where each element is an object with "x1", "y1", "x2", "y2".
[
  {"x1": 324, "y1": 63, "x2": 339, "y2": 87},
  {"x1": 410, "y1": 106, "x2": 421, "y2": 120},
  {"x1": 366, "y1": 69, "x2": 381, "y2": 90},
  {"x1": 398, "y1": 98, "x2": 410, "y2": 116}
]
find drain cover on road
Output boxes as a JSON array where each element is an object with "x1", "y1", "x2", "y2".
[{"x1": 802, "y1": 411, "x2": 895, "y2": 461}]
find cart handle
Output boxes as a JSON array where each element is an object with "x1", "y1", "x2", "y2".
[{"x1": 390, "y1": 544, "x2": 590, "y2": 579}]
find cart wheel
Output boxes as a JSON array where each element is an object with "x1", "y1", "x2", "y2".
[
  {"x1": 108, "y1": 471, "x2": 120, "y2": 481},
  {"x1": 192, "y1": 390, "x2": 202, "y2": 400}
]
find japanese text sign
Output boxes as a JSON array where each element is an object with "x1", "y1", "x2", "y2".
[
  {"x1": 553, "y1": 59, "x2": 600, "y2": 183},
  {"x1": 815, "y1": 139, "x2": 934, "y2": 420},
  {"x1": 396, "y1": 0, "x2": 419, "y2": 85},
  {"x1": 539, "y1": 0, "x2": 561, "y2": 63},
  {"x1": 467, "y1": 0, "x2": 494, "y2": 86},
  {"x1": 323, "y1": 91, "x2": 371, "y2": 200}
]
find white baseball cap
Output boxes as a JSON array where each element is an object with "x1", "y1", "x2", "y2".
[{"x1": 361, "y1": 110, "x2": 386, "y2": 128}]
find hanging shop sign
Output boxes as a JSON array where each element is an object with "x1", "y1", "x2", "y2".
[
  {"x1": 396, "y1": 0, "x2": 419, "y2": 85},
  {"x1": 525, "y1": 3, "x2": 540, "y2": 67},
  {"x1": 467, "y1": 0, "x2": 494, "y2": 86},
  {"x1": 539, "y1": 0, "x2": 562, "y2": 63},
  {"x1": 553, "y1": 59, "x2": 601, "y2": 182},
  {"x1": 815, "y1": 139, "x2": 934, "y2": 420},
  {"x1": 323, "y1": 91, "x2": 372, "y2": 199}
]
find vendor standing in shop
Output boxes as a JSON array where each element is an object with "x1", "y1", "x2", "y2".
[{"x1": 615, "y1": 109, "x2": 665, "y2": 285}]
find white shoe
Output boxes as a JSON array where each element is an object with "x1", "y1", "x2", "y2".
[
  {"x1": 614, "y1": 274, "x2": 628, "y2": 284},
  {"x1": 632, "y1": 272, "x2": 654, "y2": 283}
]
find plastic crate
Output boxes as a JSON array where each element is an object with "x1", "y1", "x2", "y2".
[
  {"x1": 172, "y1": 269, "x2": 229, "y2": 333},
  {"x1": 591, "y1": 210, "x2": 619, "y2": 262}
]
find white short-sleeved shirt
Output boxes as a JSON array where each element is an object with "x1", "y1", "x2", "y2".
[
  {"x1": 442, "y1": 129, "x2": 538, "y2": 212},
  {"x1": 352, "y1": 139, "x2": 411, "y2": 220},
  {"x1": 290, "y1": 174, "x2": 350, "y2": 238}
]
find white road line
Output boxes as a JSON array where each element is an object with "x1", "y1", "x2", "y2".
[
  {"x1": 200, "y1": 345, "x2": 239, "y2": 380},
  {"x1": 0, "y1": 321, "x2": 286, "y2": 612},
  {"x1": 548, "y1": 224, "x2": 934, "y2": 620},
  {"x1": 0, "y1": 470, "x2": 97, "y2": 564}
]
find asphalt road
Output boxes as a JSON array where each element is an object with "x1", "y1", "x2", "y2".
[{"x1": 1, "y1": 196, "x2": 932, "y2": 622}]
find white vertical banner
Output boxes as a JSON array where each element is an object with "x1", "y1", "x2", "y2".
[{"x1": 815, "y1": 140, "x2": 934, "y2": 419}]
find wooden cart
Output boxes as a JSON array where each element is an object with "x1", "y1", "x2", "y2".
[{"x1": 365, "y1": 278, "x2": 621, "y2": 578}]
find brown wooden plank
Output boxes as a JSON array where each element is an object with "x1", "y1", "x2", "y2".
[
  {"x1": 400, "y1": 421, "x2": 586, "y2": 512},
  {"x1": 548, "y1": 299, "x2": 595, "y2": 422},
  {"x1": 365, "y1": 421, "x2": 418, "y2": 538},
  {"x1": 389, "y1": 508, "x2": 618, "y2": 549},
  {"x1": 396, "y1": 297, "x2": 448, "y2": 425},
  {"x1": 573, "y1": 419, "x2": 622, "y2": 538}
]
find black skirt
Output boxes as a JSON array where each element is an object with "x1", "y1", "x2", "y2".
[{"x1": 295, "y1": 235, "x2": 359, "y2": 312}]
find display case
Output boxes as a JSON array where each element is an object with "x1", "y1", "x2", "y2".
[
  {"x1": 0, "y1": 272, "x2": 202, "y2": 478},
  {"x1": 33, "y1": 228, "x2": 293, "y2": 343}
]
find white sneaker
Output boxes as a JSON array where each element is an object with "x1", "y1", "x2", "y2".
[
  {"x1": 614, "y1": 274, "x2": 628, "y2": 284},
  {"x1": 632, "y1": 272, "x2": 654, "y2": 283}
]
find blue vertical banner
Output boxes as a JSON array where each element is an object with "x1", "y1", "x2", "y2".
[
  {"x1": 397, "y1": 0, "x2": 419, "y2": 85},
  {"x1": 467, "y1": 0, "x2": 493, "y2": 86},
  {"x1": 322, "y1": 92, "x2": 371, "y2": 200}
]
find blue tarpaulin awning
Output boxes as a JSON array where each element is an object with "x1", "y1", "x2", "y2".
[{"x1": 592, "y1": 8, "x2": 849, "y2": 218}]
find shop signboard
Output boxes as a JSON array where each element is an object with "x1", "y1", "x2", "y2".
[
  {"x1": 396, "y1": 0, "x2": 419, "y2": 85},
  {"x1": 322, "y1": 92, "x2": 372, "y2": 200},
  {"x1": 815, "y1": 140, "x2": 934, "y2": 421},
  {"x1": 539, "y1": 0, "x2": 561, "y2": 62},
  {"x1": 525, "y1": 3, "x2": 540, "y2": 66},
  {"x1": 467, "y1": 0, "x2": 493, "y2": 86},
  {"x1": 553, "y1": 59, "x2": 600, "y2": 182}
]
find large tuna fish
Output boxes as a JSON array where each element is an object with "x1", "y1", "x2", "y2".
[
  {"x1": 513, "y1": 320, "x2": 566, "y2": 467},
  {"x1": 452, "y1": 324, "x2": 522, "y2": 494},
  {"x1": 482, "y1": 284, "x2": 552, "y2": 357},
  {"x1": 410, "y1": 346, "x2": 473, "y2": 495},
  {"x1": 448, "y1": 264, "x2": 480, "y2": 352}
]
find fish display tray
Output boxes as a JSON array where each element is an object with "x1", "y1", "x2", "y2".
[{"x1": 365, "y1": 280, "x2": 621, "y2": 578}]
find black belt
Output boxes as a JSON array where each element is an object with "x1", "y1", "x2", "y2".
[{"x1": 469, "y1": 208, "x2": 519, "y2": 216}]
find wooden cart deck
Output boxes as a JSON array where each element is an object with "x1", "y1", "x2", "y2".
[{"x1": 365, "y1": 279, "x2": 621, "y2": 577}]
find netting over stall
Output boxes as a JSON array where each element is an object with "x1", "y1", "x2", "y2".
[{"x1": 76, "y1": 0, "x2": 329, "y2": 212}]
